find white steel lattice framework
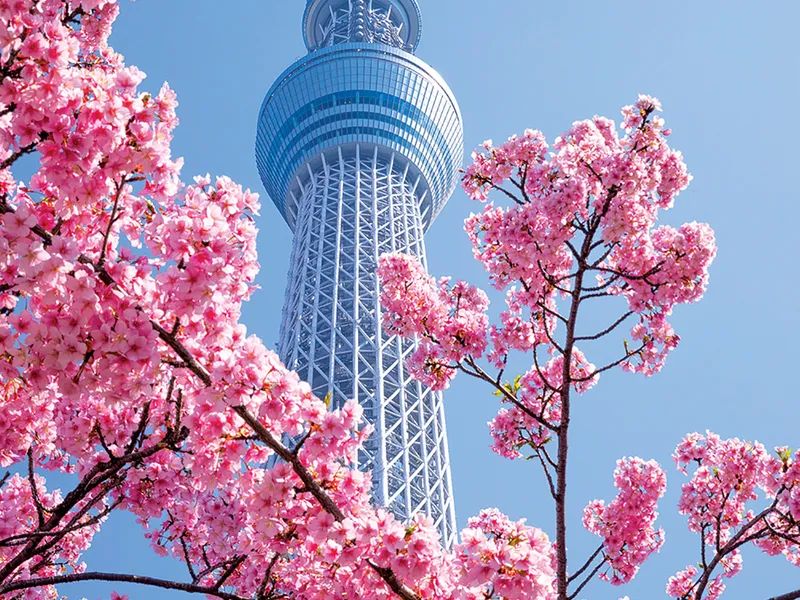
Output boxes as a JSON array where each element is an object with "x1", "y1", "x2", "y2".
[
  {"x1": 256, "y1": 0, "x2": 463, "y2": 547},
  {"x1": 278, "y1": 147, "x2": 456, "y2": 544}
]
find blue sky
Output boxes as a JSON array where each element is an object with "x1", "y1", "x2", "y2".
[{"x1": 61, "y1": 1, "x2": 800, "y2": 599}]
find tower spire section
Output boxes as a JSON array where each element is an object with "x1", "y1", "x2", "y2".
[{"x1": 256, "y1": 0, "x2": 463, "y2": 546}]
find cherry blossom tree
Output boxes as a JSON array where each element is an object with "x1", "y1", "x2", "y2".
[
  {"x1": 0, "y1": 2, "x2": 797, "y2": 600},
  {"x1": 378, "y1": 96, "x2": 800, "y2": 600}
]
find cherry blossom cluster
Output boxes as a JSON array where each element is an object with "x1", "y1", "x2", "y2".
[
  {"x1": 488, "y1": 349, "x2": 596, "y2": 460},
  {"x1": 0, "y1": 473, "x2": 106, "y2": 599},
  {"x1": 453, "y1": 508, "x2": 556, "y2": 600},
  {"x1": 668, "y1": 433, "x2": 800, "y2": 598},
  {"x1": 378, "y1": 252, "x2": 489, "y2": 390},
  {"x1": 583, "y1": 458, "x2": 666, "y2": 585},
  {"x1": 460, "y1": 95, "x2": 716, "y2": 378}
]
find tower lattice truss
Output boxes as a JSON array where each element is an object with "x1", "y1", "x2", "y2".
[{"x1": 278, "y1": 148, "x2": 456, "y2": 547}]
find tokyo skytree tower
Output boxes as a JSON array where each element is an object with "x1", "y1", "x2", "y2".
[{"x1": 255, "y1": 0, "x2": 463, "y2": 546}]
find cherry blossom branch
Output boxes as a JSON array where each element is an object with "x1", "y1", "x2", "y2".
[
  {"x1": 212, "y1": 555, "x2": 246, "y2": 591},
  {"x1": 535, "y1": 299, "x2": 569, "y2": 326},
  {"x1": 536, "y1": 307, "x2": 567, "y2": 355},
  {"x1": 0, "y1": 500, "x2": 120, "y2": 548},
  {"x1": 489, "y1": 183, "x2": 525, "y2": 206},
  {"x1": 257, "y1": 553, "x2": 282, "y2": 600},
  {"x1": 179, "y1": 534, "x2": 198, "y2": 581},
  {"x1": 0, "y1": 432, "x2": 186, "y2": 583},
  {"x1": 533, "y1": 449, "x2": 557, "y2": 500},
  {"x1": 769, "y1": 590, "x2": 800, "y2": 600},
  {"x1": 458, "y1": 357, "x2": 559, "y2": 431},
  {"x1": 0, "y1": 137, "x2": 43, "y2": 170},
  {"x1": 0, "y1": 572, "x2": 249, "y2": 600},
  {"x1": 231, "y1": 406, "x2": 345, "y2": 521},
  {"x1": 693, "y1": 505, "x2": 775, "y2": 600},
  {"x1": 567, "y1": 558, "x2": 605, "y2": 600},
  {"x1": 231, "y1": 406, "x2": 419, "y2": 600},
  {"x1": 567, "y1": 544, "x2": 603, "y2": 584},
  {"x1": 552, "y1": 214, "x2": 604, "y2": 599},
  {"x1": 574, "y1": 311, "x2": 634, "y2": 342},
  {"x1": 573, "y1": 343, "x2": 647, "y2": 383},
  {"x1": 27, "y1": 449, "x2": 46, "y2": 527},
  {"x1": 579, "y1": 291, "x2": 617, "y2": 302},
  {"x1": 511, "y1": 168, "x2": 531, "y2": 204},
  {"x1": 97, "y1": 181, "x2": 125, "y2": 268}
]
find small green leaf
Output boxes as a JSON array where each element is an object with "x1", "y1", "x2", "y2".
[{"x1": 323, "y1": 391, "x2": 332, "y2": 409}]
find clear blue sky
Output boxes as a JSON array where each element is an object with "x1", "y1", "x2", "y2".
[{"x1": 65, "y1": 1, "x2": 799, "y2": 599}]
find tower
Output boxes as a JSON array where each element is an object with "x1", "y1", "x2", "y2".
[{"x1": 256, "y1": 0, "x2": 463, "y2": 546}]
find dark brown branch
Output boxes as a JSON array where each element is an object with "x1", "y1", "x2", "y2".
[
  {"x1": 0, "y1": 500, "x2": 120, "y2": 548},
  {"x1": 595, "y1": 263, "x2": 664, "y2": 284},
  {"x1": 574, "y1": 311, "x2": 634, "y2": 342},
  {"x1": 532, "y1": 345, "x2": 560, "y2": 394},
  {"x1": 232, "y1": 406, "x2": 419, "y2": 600},
  {"x1": 257, "y1": 553, "x2": 282, "y2": 600},
  {"x1": 568, "y1": 544, "x2": 603, "y2": 583},
  {"x1": 536, "y1": 299, "x2": 569, "y2": 326},
  {"x1": 490, "y1": 183, "x2": 525, "y2": 206},
  {"x1": 232, "y1": 406, "x2": 345, "y2": 521},
  {"x1": 534, "y1": 449, "x2": 557, "y2": 500},
  {"x1": 573, "y1": 343, "x2": 647, "y2": 382},
  {"x1": 152, "y1": 320, "x2": 213, "y2": 386},
  {"x1": 567, "y1": 557, "x2": 605, "y2": 600},
  {"x1": 769, "y1": 590, "x2": 800, "y2": 600},
  {"x1": 0, "y1": 436, "x2": 183, "y2": 582},
  {"x1": 694, "y1": 506, "x2": 775, "y2": 599},
  {"x1": 512, "y1": 167, "x2": 531, "y2": 203},
  {"x1": 367, "y1": 561, "x2": 420, "y2": 600},
  {"x1": 579, "y1": 291, "x2": 616, "y2": 302},
  {"x1": 125, "y1": 398, "x2": 153, "y2": 455},
  {"x1": 0, "y1": 140, "x2": 39, "y2": 170},
  {"x1": 0, "y1": 572, "x2": 248, "y2": 600},
  {"x1": 541, "y1": 445, "x2": 557, "y2": 469},
  {"x1": 459, "y1": 358, "x2": 558, "y2": 431},
  {"x1": 27, "y1": 449, "x2": 46, "y2": 527},
  {"x1": 213, "y1": 555, "x2": 246, "y2": 591},
  {"x1": 179, "y1": 534, "x2": 197, "y2": 582},
  {"x1": 97, "y1": 182, "x2": 124, "y2": 268},
  {"x1": 536, "y1": 259, "x2": 574, "y2": 295}
]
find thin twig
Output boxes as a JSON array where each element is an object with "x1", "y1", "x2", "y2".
[
  {"x1": 568, "y1": 544, "x2": 604, "y2": 584},
  {"x1": 97, "y1": 182, "x2": 124, "y2": 267},
  {"x1": 180, "y1": 534, "x2": 197, "y2": 582},
  {"x1": 534, "y1": 449, "x2": 557, "y2": 500},
  {"x1": 574, "y1": 311, "x2": 634, "y2": 342},
  {"x1": 27, "y1": 449, "x2": 46, "y2": 527},
  {"x1": 567, "y1": 557, "x2": 605, "y2": 600},
  {"x1": 213, "y1": 555, "x2": 246, "y2": 591},
  {"x1": 459, "y1": 358, "x2": 558, "y2": 431},
  {"x1": 0, "y1": 572, "x2": 249, "y2": 600}
]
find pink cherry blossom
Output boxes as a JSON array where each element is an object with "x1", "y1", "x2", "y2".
[{"x1": 583, "y1": 458, "x2": 666, "y2": 585}]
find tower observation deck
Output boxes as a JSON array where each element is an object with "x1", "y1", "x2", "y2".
[{"x1": 256, "y1": 0, "x2": 463, "y2": 546}]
